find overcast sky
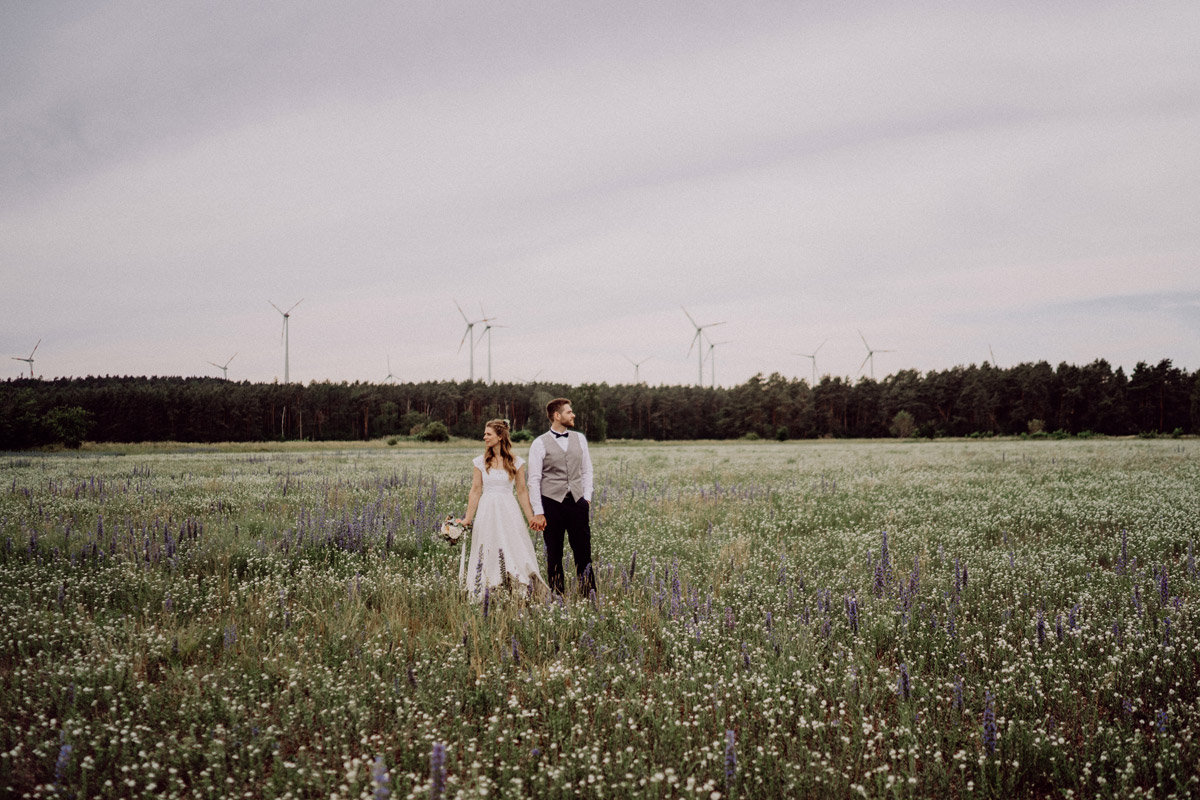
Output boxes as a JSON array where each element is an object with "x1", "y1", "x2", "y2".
[{"x1": 3, "y1": 2, "x2": 1198, "y2": 387}]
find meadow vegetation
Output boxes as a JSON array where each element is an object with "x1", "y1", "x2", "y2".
[{"x1": 1, "y1": 439, "x2": 1197, "y2": 798}]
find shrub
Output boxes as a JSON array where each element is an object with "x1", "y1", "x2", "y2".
[
  {"x1": 387, "y1": 437, "x2": 399, "y2": 446},
  {"x1": 416, "y1": 421, "x2": 450, "y2": 442},
  {"x1": 1027, "y1": 419, "x2": 1045, "y2": 435},
  {"x1": 775, "y1": 426, "x2": 789, "y2": 442},
  {"x1": 742, "y1": 431, "x2": 760, "y2": 441},
  {"x1": 42, "y1": 406, "x2": 92, "y2": 449},
  {"x1": 889, "y1": 410, "x2": 916, "y2": 438},
  {"x1": 511, "y1": 429, "x2": 533, "y2": 443}
]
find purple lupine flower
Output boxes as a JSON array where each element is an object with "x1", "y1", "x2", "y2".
[
  {"x1": 897, "y1": 663, "x2": 911, "y2": 701},
  {"x1": 53, "y1": 742, "x2": 71, "y2": 788},
  {"x1": 430, "y1": 742, "x2": 446, "y2": 800},
  {"x1": 482, "y1": 586, "x2": 490, "y2": 620},
  {"x1": 371, "y1": 755, "x2": 391, "y2": 800},
  {"x1": 725, "y1": 606, "x2": 734, "y2": 629},
  {"x1": 1036, "y1": 610, "x2": 1045, "y2": 646},
  {"x1": 1163, "y1": 616, "x2": 1171, "y2": 647},
  {"x1": 1132, "y1": 585, "x2": 1142, "y2": 616},
  {"x1": 724, "y1": 729, "x2": 737, "y2": 796},
  {"x1": 741, "y1": 642, "x2": 750, "y2": 669},
  {"x1": 846, "y1": 594, "x2": 859, "y2": 634},
  {"x1": 982, "y1": 691, "x2": 997, "y2": 754},
  {"x1": 223, "y1": 624, "x2": 237, "y2": 650},
  {"x1": 1155, "y1": 710, "x2": 1169, "y2": 734},
  {"x1": 1121, "y1": 697, "x2": 1133, "y2": 717},
  {"x1": 1069, "y1": 603, "x2": 1079, "y2": 630},
  {"x1": 1055, "y1": 613, "x2": 1063, "y2": 643},
  {"x1": 946, "y1": 609, "x2": 956, "y2": 640},
  {"x1": 765, "y1": 611, "x2": 772, "y2": 631},
  {"x1": 474, "y1": 553, "x2": 484, "y2": 597},
  {"x1": 1113, "y1": 620, "x2": 1122, "y2": 646}
]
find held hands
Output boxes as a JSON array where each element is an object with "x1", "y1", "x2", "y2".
[{"x1": 529, "y1": 514, "x2": 546, "y2": 532}]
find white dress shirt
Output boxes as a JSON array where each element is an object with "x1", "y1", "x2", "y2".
[{"x1": 527, "y1": 429, "x2": 593, "y2": 515}]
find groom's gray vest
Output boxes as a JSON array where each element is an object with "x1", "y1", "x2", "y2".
[{"x1": 539, "y1": 431, "x2": 585, "y2": 502}]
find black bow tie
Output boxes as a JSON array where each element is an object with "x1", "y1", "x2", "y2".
[{"x1": 552, "y1": 431, "x2": 569, "y2": 438}]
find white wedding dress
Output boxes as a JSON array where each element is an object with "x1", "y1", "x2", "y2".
[{"x1": 460, "y1": 455, "x2": 546, "y2": 599}]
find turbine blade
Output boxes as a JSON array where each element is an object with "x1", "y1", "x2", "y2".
[
  {"x1": 687, "y1": 330, "x2": 701, "y2": 356},
  {"x1": 859, "y1": 353, "x2": 871, "y2": 372},
  {"x1": 681, "y1": 306, "x2": 701, "y2": 328},
  {"x1": 454, "y1": 299, "x2": 470, "y2": 323},
  {"x1": 29, "y1": 339, "x2": 41, "y2": 358},
  {"x1": 286, "y1": 299, "x2": 303, "y2": 314},
  {"x1": 458, "y1": 324, "x2": 472, "y2": 353},
  {"x1": 227, "y1": 352, "x2": 237, "y2": 365},
  {"x1": 270, "y1": 300, "x2": 284, "y2": 315},
  {"x1": 814, "y1": 338, "x2": 827, "y2": 356},
  {"x1": 858, "y1": 330, "x2": 870, "y2": 350}
]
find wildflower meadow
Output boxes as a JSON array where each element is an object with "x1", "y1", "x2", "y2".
[{"x1": 1, "y1": 438, "x2": 1197, "y2": 798}]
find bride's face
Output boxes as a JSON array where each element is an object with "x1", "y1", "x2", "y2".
[{"x1": 482, "y1": 426, "x2": 499, "y2": 449}]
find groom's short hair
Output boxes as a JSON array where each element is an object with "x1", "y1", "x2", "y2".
[{"x1": 546, "y1": 397, "x2": 571, "y2": 420}]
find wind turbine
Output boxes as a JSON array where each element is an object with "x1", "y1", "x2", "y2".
[
  {"x1": 11, "y1": 339, "x2": 40, "y2": 378},
  {"x1": 207, "y1": 352, "x2": 237, "y2": 380},
  {"x1": 857, "y1": 329, "x2": 895, "y2": 380},
  {"x1": 988, "y1": 344, "x2": 999, "y2": 368},
  {"x1": 624, "y1": 355, "x2": 652, "y2": 384},
  {"x1": 703, "y1": 337, "x2": 731, "y2": 388},
  {"x1": 270, "y1": 299, "x2": 302, "y2": 383},
  {"x1": 455, "y1": 300, "x2": 493, "y2": 382},
  {"x1": 384, "y1": 356, "x2": 397, "y2": 384},
  {"x1": 793, "y1": 339, "x2": 828, "y2": 385},
  {"x1": 682, "y1": 306, "x2": 725, "y2": 386},
  {"x1": 475, "y1": 306, "x2": 506, "y2": 385}
]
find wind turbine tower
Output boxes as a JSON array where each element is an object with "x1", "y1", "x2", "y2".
[
  {"x1": 455, "y1": 300, "x2": 493, "y2": 382},
  {"x1": 384, "y1": 356, "x2": 397, "y2": 384},
  {"x1": 682, "y1": 307, "x2": 726, "y2": 387},
  {"x1": 207, "y1": 352, "x2": 237, "y2": 380},
  {"x1": 793, "y1": 339, "x2": 828, "y2": 385},
  {"x1": 857, "y1": 329, "x2": 895, "y2": 380},
  {"x1": 270, "y1": 300, "x2": 302, "y2": 383},
  {"x1": 624, "y1": 355, "x2": 652, "y2": 384},
  {"x1": 475, "y1": 307, "x2": 506, "y2": 385},
  {"x1": 11, "y1": 339, "x2": 40, "y2": 378},
  {"x1": 704, "y1": 337, "x2": 731, "y2": 388}
]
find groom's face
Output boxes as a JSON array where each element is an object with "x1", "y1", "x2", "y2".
[{"x1": 554, "y1": 405, "x2": 576, "y2": 428}]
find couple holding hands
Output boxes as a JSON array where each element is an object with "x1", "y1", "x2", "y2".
[{"x1": 457, "y1": 398, "x2": 596, "y2": 599}]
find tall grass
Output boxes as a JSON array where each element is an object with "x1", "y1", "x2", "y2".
[{"x1": 2, "y1": 440, "x2": 1197, "y2": 798}]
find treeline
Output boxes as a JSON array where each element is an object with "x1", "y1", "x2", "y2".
[{"x1": 2, "y1": 358, "x2": 1197, "y2": 448}]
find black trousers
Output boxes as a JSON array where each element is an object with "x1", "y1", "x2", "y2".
[{"x1": 542, "y1": 493, "x2": 595, "y2": 595}]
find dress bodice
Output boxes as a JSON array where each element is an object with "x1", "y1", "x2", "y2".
[{"x1": 474, "y1": 455, "x2": 524, "y2": 494}]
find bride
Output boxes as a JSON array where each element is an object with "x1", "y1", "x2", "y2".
[{"x1": 459, "y1": 419, "x2": 547, "y2": 598}]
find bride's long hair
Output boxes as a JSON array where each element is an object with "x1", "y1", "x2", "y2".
[{"x1": 484, "y1": 419, "x2": 519, "y2": 480}]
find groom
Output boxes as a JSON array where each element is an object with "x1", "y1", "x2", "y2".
[{"x1": 528, "y1": 397, "x2": 596, "y2": 596}]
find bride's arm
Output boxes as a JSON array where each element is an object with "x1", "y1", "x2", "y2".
[
  {"x1": 514, "y1": 465, "x2": 536, "y2": 524},
  {"x1": 462, "y1": 466, "x2": 483, "y2": 525}
]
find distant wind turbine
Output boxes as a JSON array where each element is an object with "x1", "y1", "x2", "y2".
[
  {"x1": 682, "y1": 306, "x2": 726, "y2": 387},
  {"x1": 270, "y1": 299, "x2": 302, "y2": 383},
  {"x1": 11, "y1": 339, "x2": 40, "y2": 378},
  {"x1": 207, "y1": 352, "x2": 237, "y2": 380},
  {"x1": 793, "y1": 339, "x2": 828, "y2": 385},
  {"x1": 703, "y1": 337, "x2": 731, "y2": 388},
  {"x1": 475, "y1": 306, "x2": 506, "y2": 385},
  {"x1": 624, "y1": 355, "x2": 652, "y2": 384},
  {"x1": 455, "y1": 300, "x2": 493, "y2": 382},
  {"x1": 988, "y1": 344, "x2": 999, "y2": 368},
  {"x1": 857, "y1": 330, "x2": 895, "y2": 379},
  {"x1": 384, "y1": 356, "x2": 397, "y2": 384}
]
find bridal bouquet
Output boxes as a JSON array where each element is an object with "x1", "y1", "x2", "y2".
[{"x1": 439, "y1": 515, "x2": 471, "y2": 546}]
